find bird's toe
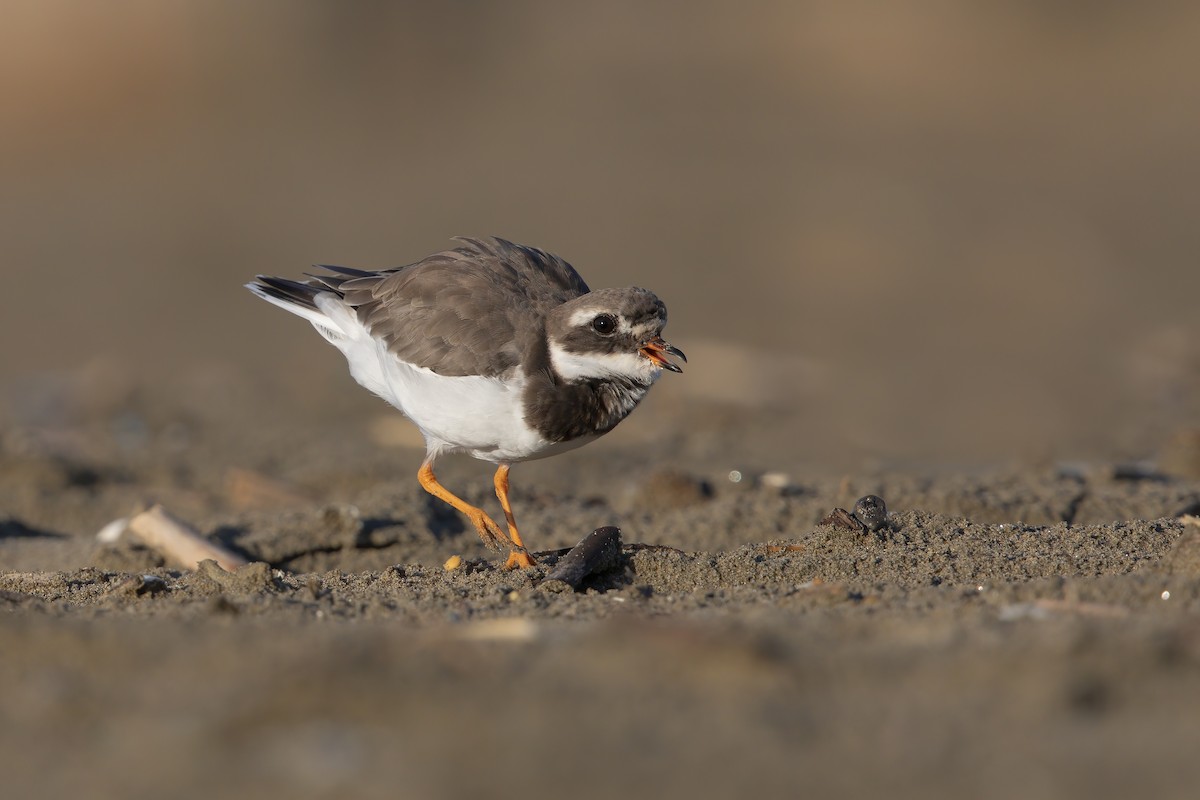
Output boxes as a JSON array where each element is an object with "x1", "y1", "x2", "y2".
[{"x1": 504, "y1": 549, "x2": 537, "y2": 570}]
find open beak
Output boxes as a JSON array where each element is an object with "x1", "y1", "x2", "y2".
[{"x1": 640, "y1": 336, "x2": 687, "y2": 373}]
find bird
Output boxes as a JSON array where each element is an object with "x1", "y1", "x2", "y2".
[{"x1": 246, "y1": 236, "x2": 685, "y2": 569}]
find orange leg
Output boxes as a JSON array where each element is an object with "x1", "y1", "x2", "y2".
[
  {"x1": 417, "y1": 461, "x2": 510, "y2": 551},
  {"x1": 494, "y1": 464, "x2": 536, "y2": 569}
]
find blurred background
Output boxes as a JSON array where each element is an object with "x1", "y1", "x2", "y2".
[{"x1": 3, "y1": 0, "x2": 1198, "y2": 471}]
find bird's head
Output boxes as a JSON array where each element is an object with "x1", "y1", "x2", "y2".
[{"x1": 545, "y1": 287, "x2": 686, "y2": 384}]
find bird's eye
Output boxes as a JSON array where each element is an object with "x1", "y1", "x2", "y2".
[{"x1": 591, "y1": 314, "x2": 617, "y2": 335}]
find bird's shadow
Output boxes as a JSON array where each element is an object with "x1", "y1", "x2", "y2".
[
  {"x1": 421, "y1": 495, "x2": 471, "y2": 543},
  {"x1": 207, "y1": 525, "x2": 259, "y2": 561},
  {"x1": 0, "y1": 520, "x2": 66, "y2": 540},
  {"x1": 210, "y1": 510, "x2": 456, "y2": 570}
]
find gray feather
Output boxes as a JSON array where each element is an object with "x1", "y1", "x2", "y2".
[{"x1": 253, "y1": 237, "x2": 592, "y2": 378}]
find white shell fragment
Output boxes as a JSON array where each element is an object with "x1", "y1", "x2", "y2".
[{"x1": 96, "y1": 517, "x2": 130, "y2": 543}]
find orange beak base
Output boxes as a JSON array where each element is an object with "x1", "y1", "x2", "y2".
[{"x1": 639, "y1": 337, "x2": 686, "y2": 373}]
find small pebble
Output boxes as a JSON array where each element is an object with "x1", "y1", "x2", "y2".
[
  {"x1": 853, "y1": 495, "x2": 888, "y2": 532},
  {"x1": 443, "y1": 555, "x2": 463, "y2": 571}
]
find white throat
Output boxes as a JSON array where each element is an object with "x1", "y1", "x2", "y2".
[{"x1": 548, "y1": 340, "x2": 662, "y2": 385}]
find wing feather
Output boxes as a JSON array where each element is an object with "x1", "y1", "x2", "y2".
[{"x1": 250, "y1": 237, "x2": 590, "y2": 378}]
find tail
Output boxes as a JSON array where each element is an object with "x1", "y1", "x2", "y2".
[{"x1": 246, "y1": 266, "x2": 374, "y2": 341}]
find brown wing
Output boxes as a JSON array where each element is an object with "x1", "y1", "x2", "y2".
[{"x1": 338, "y1": 237, "x2": 590, "y2": 377}]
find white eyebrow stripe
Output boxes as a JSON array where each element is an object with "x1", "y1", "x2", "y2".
[{"x1": 567, "y1": 307, "x2": 635, "y2": 335}]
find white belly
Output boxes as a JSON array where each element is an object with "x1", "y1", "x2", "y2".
[{"x1": 324, "y1": 326, "x2": 551, "y2": 464}]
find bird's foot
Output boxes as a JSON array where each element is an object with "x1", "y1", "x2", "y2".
[{"x1": 504, "y1": 549, "x2": 537, "y2": 570}]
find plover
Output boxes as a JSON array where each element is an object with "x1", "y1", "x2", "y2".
[{"x1": 246, "y1": 237, "x2": 685, "y2": 568}]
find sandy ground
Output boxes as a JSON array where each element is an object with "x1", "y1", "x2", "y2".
[
  {"x1": 5, "y1": 4, "x2": 1200, "y2": 799},
  {"x1": 3, "y1": 375, "x2": 1200, "y2": 800}
]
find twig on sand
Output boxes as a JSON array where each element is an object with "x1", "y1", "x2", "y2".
[{"x1": 124, "y1": 505, "x2": 248, "y2": 572}]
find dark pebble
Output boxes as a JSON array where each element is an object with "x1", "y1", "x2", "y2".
[
  {"x1": 853, "y1": 495, "x2": 888, "y2": 532},
  {"x1": 541, "y1": 526, "x2": 623, "y2": 589}
]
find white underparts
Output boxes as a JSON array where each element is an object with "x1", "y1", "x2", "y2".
[
  {"x1": 341, "y1": 332, "x2": 550, "y2": 463},
  {"x1": 263, "y1": 289, "x2": 560, "y2": 463}
]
